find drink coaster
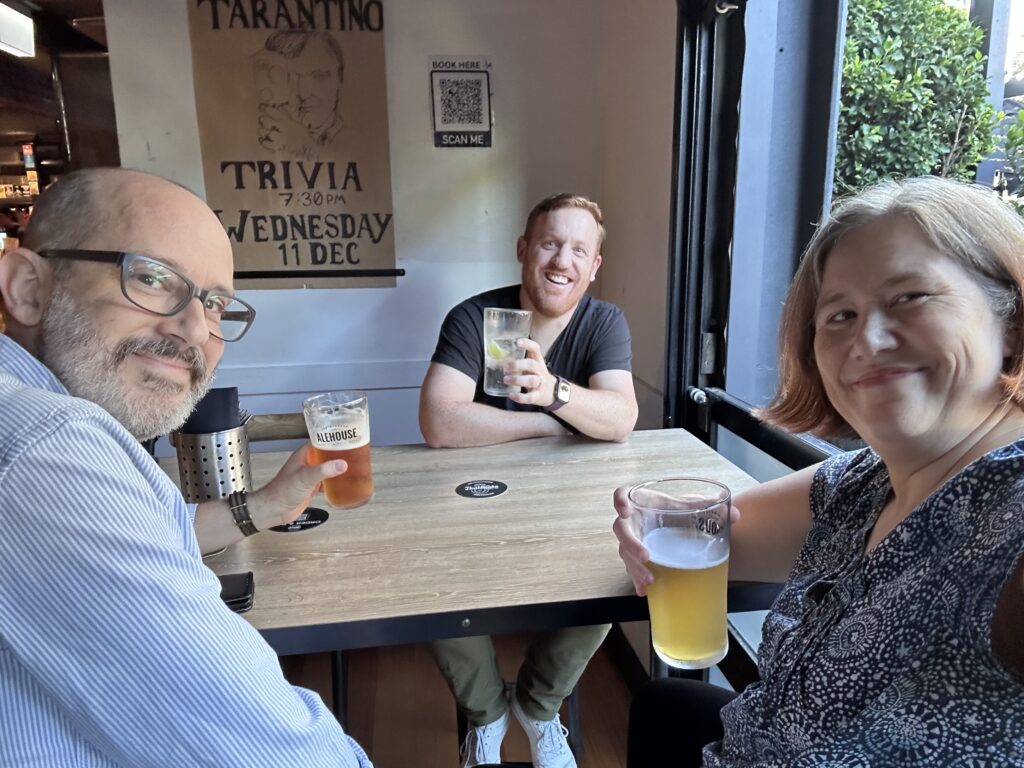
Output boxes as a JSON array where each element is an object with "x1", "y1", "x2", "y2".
[
  {"x1": 271, "y1": 506, "x2": 330, "y2": 533},
  {"x1": 455, "y1": 480, "x2": 507, "y2": 499}
]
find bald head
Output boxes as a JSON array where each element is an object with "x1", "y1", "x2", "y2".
[
  {"x1": 22, "y1": 169, "x2": 206, "y2": 255},
  {"x1": 20, "y1": 170, "x2": 101, "y2": 255}
]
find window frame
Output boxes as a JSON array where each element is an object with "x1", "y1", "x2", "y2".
[{"x1": 664, "y1": 0, "x2": 847, "y2": 471}]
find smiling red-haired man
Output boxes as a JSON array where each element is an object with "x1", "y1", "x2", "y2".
[{"x1": 419, "y1": 193, "x2": 638, "y2": 768}]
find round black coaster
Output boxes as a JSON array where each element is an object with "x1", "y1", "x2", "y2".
[
  {"x1": 455, "y1": 480, "x2": 508, "y2": 499},
  {"x1": 271, "y1": 506, "x2": 330, "y2": 533}
]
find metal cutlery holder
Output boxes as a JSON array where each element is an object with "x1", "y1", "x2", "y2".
[{"x1": 170, "y1": 426, "x2": 252, "y2": 503}]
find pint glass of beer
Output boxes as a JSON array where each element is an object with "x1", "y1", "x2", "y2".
[
  {"x1": 482, "y1": 307, "x2": 533, "y2": 397},
  {"x1": 629, "y1": 478, "x2": 731, "y2": 669},
  {"x1": 302, "y1": 391, "x2": 373, "y2": 509}
]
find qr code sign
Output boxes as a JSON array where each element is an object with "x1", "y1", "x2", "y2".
[
  {"x1": 440, "y1": 78, "x2": 484, "y2": 125},
  {"x1": 431, "y1": 70, "x2": 490, "y2": 132},
  {"x1": 431, "y1": 65, "x2": 492, "y2": 146}
]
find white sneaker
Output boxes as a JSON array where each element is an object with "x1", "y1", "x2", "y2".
[
  {"x1": 459, "y1": 709, "x2": 509, "y2": 768},
  {"x1": 510, "y1": 694, "x2": 577, "y2": 768}
]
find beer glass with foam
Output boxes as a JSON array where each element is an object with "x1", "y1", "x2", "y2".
[
  {"x1": 482, "y1": 307, "x2": 533, "y2": 397},
  {"x1": 629, "y1": 478, "x2": 731, "y2": 669},
  {"x1": 302, "y1": 391, "x2": 373, "y2": 508}
]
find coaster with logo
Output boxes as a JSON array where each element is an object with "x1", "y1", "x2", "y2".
[
  {"x1": 455, "y1": 480, "x2": 508, "y2": 499},
  {"x1": 271, "y1": 506, "x2": 330, "y2": 533}
]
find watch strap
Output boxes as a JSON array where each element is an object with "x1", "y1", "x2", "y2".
[{"x1": 228, "y1": 490, "x2": 259, "y2": 537}]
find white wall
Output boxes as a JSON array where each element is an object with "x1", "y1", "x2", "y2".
[
  {"x1": 598, "y1": 0, "x2": 677, "y2": 673},
  {"x1": 104, "y1": 2, "x2": 206, "y2": 196},
  {"x1": 599, "y1": 0, "x2": 675, "y2": 430},
  {"x1": 105, "y1": 0, "x2": 607, "y2": 449}
]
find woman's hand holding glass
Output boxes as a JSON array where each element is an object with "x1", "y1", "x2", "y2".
[{"x1": 613, "y1": 486, "x2": 741, "y2": 597}]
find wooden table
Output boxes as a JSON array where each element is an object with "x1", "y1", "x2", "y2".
[{"x1": 165, "y1": 428, "x2": 759, "y2": 657}]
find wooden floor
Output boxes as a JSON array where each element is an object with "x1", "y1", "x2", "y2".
[{"x1": 282, "y1": 634, "x2": 631, "y2": 767}]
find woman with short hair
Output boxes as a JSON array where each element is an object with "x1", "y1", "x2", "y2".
[{"x1": 614, "y1": 175, "x2": 1024, "y2": 766}]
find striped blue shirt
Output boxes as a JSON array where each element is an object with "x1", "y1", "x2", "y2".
[{"x1": 0, "y1": 334, "x2": 372, "y2": 767}]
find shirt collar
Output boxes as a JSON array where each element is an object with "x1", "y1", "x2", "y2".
[{"x1": 0, "y1": 334, "x2": 70, "y2": 396}]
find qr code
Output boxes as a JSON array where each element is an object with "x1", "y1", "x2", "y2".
[{"x1": 440, "y1": 78, "x2": 484, "y2": 125}]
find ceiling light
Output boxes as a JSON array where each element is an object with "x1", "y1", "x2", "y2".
[{"x1": 0, "y1": 3, "x2": 35, "y2": 58}]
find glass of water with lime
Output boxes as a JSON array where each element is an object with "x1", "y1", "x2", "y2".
[{"x1": 482, "y1": 307, "x2": 533, "y2": 397}]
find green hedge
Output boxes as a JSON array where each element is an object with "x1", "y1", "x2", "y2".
[{"x1": 835, "y1": 0, "x2": 997, "y2": 194}]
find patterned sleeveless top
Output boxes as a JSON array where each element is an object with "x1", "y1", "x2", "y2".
[{"x1": 704, "y1": 443, "x2": 1024, "y2": 767}]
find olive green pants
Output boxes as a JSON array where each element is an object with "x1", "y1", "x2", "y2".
[{"x1": 430, "y1": 624, "x2": 611, "y2": 726}]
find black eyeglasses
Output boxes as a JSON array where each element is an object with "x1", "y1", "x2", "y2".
[{"x1": 39, "y1": 250, "x2": 256, "y2": 342}]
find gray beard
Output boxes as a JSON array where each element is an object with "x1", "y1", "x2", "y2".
[{"x1": 39, "y1": 282, "x2": 213, "y2": 441}]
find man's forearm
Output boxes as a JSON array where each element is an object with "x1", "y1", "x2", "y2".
[
  {"x1": 552, "y1": 385, "x2": 638, "y2": 442},
  {"x1": 193, "y1": 490, "x2": 283, "y2": 554},
  {"x1": 193, "y1": 498, "x2": 246, "y2": 554},
  {"x1": 422, "y1": 401, "x2": 567, "y2": 448}
]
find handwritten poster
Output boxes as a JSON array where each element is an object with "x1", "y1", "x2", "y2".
[{"x1": 188, "y1": 0, "x2": 396, "y2": 289}]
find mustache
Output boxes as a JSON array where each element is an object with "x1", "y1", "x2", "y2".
[{"x1": 113, "y1": 338, "x2": 207, "y2": 385}]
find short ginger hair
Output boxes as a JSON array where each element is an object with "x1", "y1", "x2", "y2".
[{"x1": 523, "y1": 193, "x2": 605, "y2": 250}]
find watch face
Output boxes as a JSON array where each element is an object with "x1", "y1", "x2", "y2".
[{"x1": 556, "y1": 379, "x2": 571, "y2": 403}]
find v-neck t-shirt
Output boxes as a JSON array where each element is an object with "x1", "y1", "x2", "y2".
[{"x1": 430, "y1": 284, "x2": 632, "y2": 412}]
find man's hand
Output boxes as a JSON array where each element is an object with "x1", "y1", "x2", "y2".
[
  {"x1": 504, "y1": 341, "x2": 638, "y2": 442},
  {"x1": 504, "y1": 338, "x2": 557, "y2": 408},
  {"x1": 247, "y1": 444, "x2": 346, "y2": 530}
]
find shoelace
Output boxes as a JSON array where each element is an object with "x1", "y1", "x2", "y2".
[
  {"x1": 459, "y1": 721, "x2": 503, "y2": 766},
  {"x1": 458, "y1": 732, "x2": 478, "y2": 766},
  {"x1": 535, "y1": 716, "x2": 570, "y2": 758}
]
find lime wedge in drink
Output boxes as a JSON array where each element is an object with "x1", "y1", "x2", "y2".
[{"x1": 486, "y1": 339, "x2": 509, "y2": 359}]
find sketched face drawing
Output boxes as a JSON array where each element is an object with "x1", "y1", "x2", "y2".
[{"x1": 253, "y1": 31, "x2": 345, "y2": 157}]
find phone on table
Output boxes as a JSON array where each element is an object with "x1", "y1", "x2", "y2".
[{"x1": 218, "y1": 571, "x2": 254, "y2": 613}]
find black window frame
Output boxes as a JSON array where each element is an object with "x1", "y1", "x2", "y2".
[{"x1": 663, "y1": 0, "x2": 847, "y2": 471}]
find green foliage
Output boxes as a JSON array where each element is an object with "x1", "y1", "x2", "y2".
[
  {"x1": 835, "y1": 0, "x2": 997, "y2": 194},
  {"x1": 1004, "y1": 110, "x2": 1024, "y2": 180}
]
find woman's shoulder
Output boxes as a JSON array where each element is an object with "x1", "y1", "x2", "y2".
[
  {"x1": 799, "y1": 447, "x2": 889, "y2": 532},
  {"x1": 941, "y1": 437, "x2": 1024, "y2": 541},
  {"x1": 946, "y1": 437, "x2": 1024, "y2": 512},
  {"x1": 980, "y1": 436, "x2": 1024, "y2": 474},
  {"x1": 814, "y1": 447, "x2": 884, "y2": 495}
]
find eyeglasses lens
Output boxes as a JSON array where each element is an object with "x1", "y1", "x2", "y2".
[
  {"x1": 122, "y1": 257, "x2": 253, "y2": 342},
  {"x1": 214, "y1": 299, "x2": 254, "y2": 342},
  {"x1": 122, "y1": 258, "x2": 189, "y2": 315}
]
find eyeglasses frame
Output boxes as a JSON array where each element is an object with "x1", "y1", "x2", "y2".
[{"x1": 37, "y1": 249, "x2": 256, "y2": 342}]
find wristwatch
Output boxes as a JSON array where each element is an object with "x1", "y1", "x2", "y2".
[
  {"x1": 228, "y1": 490, "x2": 259, "y2": 537},
  {"x1": 546, "y1": 376, "x2": 572, "y2": 413}
]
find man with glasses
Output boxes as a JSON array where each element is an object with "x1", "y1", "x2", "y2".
[{"x1": 0, "y1": 168, "x2": 371, "y2": 766}]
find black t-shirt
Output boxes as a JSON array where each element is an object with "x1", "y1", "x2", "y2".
[{"x1": 430, "y1": 284, "x2": 633, "y2": 412}]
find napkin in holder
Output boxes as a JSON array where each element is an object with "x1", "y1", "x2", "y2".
[{"x1": 169, "y1": 387, "x2": 253, "y2": 503}]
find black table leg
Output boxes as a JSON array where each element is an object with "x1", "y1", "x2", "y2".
[{"x1": 331, "y1": 650, "x2": 348, "y2": 727}]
